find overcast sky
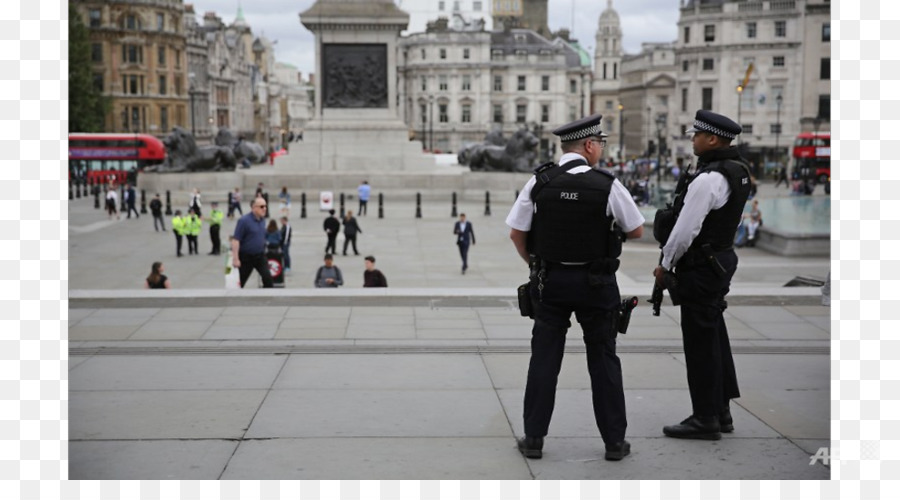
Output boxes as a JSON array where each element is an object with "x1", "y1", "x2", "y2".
[{"x1": 186, "y1": 0, "x2": 680, "y2": 77}]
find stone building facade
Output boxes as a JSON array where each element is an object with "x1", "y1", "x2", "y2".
[
  {"x1": 590, "y1": 0, "x2": 624, "y2": 160},
  {"x1": 619, "y1": 43, "x2": 677, "y2": 163},
  {"x1": 398, "y1": 26, "x2": 591, "y2": 158}
]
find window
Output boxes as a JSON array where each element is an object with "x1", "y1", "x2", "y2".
[
  {"x1": 603, "y1": 63, "x2": 607, "y2": 80},
  {"x1": 747, "y1": 22, "x2": 756, "y2": 39},
  {"x1": 820, "y1": 58, "x2": 830, "y2": 79},
  {"x1": 216, "y1": 86, "x2": 228, "y2": 105},
  {"x1": 463, "y1": 48, "x2": 470, "y2": 59},
  {"x1": 682, "y1": 60, "x2": 689, "y2": 72},
  {"x1": 439, "y1": 1, "x2": 445, "y2": 11},
  {"x1": 91, "y1": 43, "x2": 102, "y2": 62},
  {"x1": 614, "y1": 62, "x2": 618, "y2": 79},
  {"x1": 158, "y1": 46, "x2": 166, "y2": 65},
  {"x1": 174, "y1": 50, "x2": 181, "y2": 68},
  {"x1": 517, "y1": 76, "x2": 526, "y2": 91},
  {"x1": 569, "y1": 79, "x2": 577, "y2": 94},
  {"x1": 702, "y1": 87, "x2": 713, "y2": 110},
  {"x1": 773, "y1": 56, "x2": 785, "y2": 67},
  {"x1": 93, "y1": 73, "x2": 103, "y2": 92},
  {"x1": 440, "y1": 48, "x2": 447, "y2": 60},
  {"x1": 125, "y1": 14, "x2": 138, "y2": 30},
  {"x1": 158, "y1": 75, "x2": 166, "y2": 95},
  {"x1": 462, "y1": 75, "x2": 471, "y2": 91},
  {"x1": 157, "y1": 13, "x2": 164, "y2": 31},
  {"x1": 493, "y1": 104, "x2": 503, "y2": 123},
  {"x1": 740, "y1": 86, "x2": 755, "y2": 110},
  {"x1": 174, "y1": 75, "x2": 182, "y2": 95},
  {"x1": 605, "y1": 100, "x2": 613, "y2": 110},
  {"x1": 541, "y1": 104, "x2": 549, "y2": 122},
  {"x1": 658, "y1": 96, "x2": 668, "y2": 106},
  {"x1": 681, "y1": 87, "x2": 688, "y2": 112},
  {"x1": 420, "y1": 104, "x2": 427, "y2": 125},
  {"x1": 818, "y1": 94, "x2": 830, "y2": 119},
  {"x1": 540, "y1": 75, "x2": 549, "y2": 91},
  {"x1": 421, "y1": 76, "x2": 427, "y2": 91},
  {"x1": 89, "y1": 9, "x2": 101, "y2": 27},
  {"x1": 421, "y1": 49, "x2": 426, "y2": 59},
  {"x1": 491, "y1": 49, "x2": 504, "y2": 61},
  {"x1": 516, "y1": 104, "x2": 526, "y2": 123},
  {"x1": 439, "y1": 75, "x2": 448, "y2": 91},
  {"x1": 217, "y1": 109, "x2": 229, "y2": 128},
  {"x1": 822, "y1": 23, "x2": 830, "y2": 41},
  {"x1": 461, "y1": 103, "x2": 471, "y2": 123},
  {"x1": 439, "y1": 104, "x2": 448, "y2": 123},
  {"x1": 453, "y1": 1, "x2": 460, "y2": 11},
  {"x1": 493, "y1": 75, "x2": 503, "y2": 91},
  {"x1": 683, "y1": 26, "x2": 690, "y2": 44},
  {"x1": 474, "y1": 1, "x2": 482, "y2": 11},
  {"x1": 775, "y1": 20, "x2": 786, "y2": 38},
  {"x1": 771, "y1": 123, "x2": 782, "y2": 135},
  {"x1": 160, "y1": 106, "x2": 168, "y2": 132},
  {"x1": 122, "y1": 74, "x2": 142, "y2": 95},
  {"x1": 132, "y1": 107, "x2": 140, "y2": 131},
  {"x1": 569, "y1": 105, "x2": 576, "y2": 122},
  {"x1": 122, "y1": 45, "x2": 142, "y2": 64},
  {"x1": 702, "y1": 58, "x2": 714, "y2": 71},
  {"x1": 741, "y1": 124, "x2": 752, "y2": 135},
  {"x1": 704, "y1": 25, "x2": 715, "y2": 42}
]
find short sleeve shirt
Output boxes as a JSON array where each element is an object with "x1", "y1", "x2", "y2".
[{"x1": 233, "y1": 213, "x2": 267, "y2": 254}]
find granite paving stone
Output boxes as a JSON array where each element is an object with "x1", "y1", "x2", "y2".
[
  {"x1": 128, "y1": 320, "x2": 213, "y2": 340},
  {"x1": 69, "y1": 440, "x2": 239, "y2": 480}
]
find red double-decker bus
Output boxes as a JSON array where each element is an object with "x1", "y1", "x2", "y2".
[
  {"x1": 791, "y1": 132, "x2": 830, "y2": 183},
  {"x1": 68, "y1": 133, "x2": 166, "y2": 185}
]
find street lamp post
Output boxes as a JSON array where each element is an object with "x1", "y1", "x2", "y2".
[
  {"x1": 618, "y1": 104, "x2": 624, "y2": 163},
  {"x1": 655, "y1": 114, "x2": 666, "y2": 186},
  {"x1": 736, "y1": 85, "x2": 744, "y2": 145},
  {"x1": 188, "y1": 72, "x2": 196, "y2": 137},
  {"x1": 428, "y1": 95, "x2": 434, "y2": 153},
  {"x1": 774, "y1": 93, "x2": 783, "y2": 171}
]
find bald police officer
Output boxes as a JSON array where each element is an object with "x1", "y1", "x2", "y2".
[
  {"x1": 653, "y1": 110, "x2": 752, "y2": 440},
  {"x1": 507, "y1": 114, "x2": 644, "y2": 462}
]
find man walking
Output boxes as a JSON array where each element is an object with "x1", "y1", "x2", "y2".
[
  {"x1": 280, "y1": 216, "x2": 292, "y2": 272},
  {"x1": 323, "y1": 209, "x2": 340, "y2": 254},
  {"x1": 207, "y1": 201, "x2": 224, "y2": 255},
  {"x1": 506, "y1": 113, "x2": 644, "y2": 461},
  {"x1": 357, "y1": 180, "x2": 371, "y2": 216},
  {"x1": 652, "y1": 110, "x2": 752, "y2": 441},
  {"x1": 149, "y1": 193, "x2": 165, "y2": 231},
  {"x1": 124, "y1": 183, "x2": 139, "y2": 219},
  {"x1": 232, "y1": 197, "x2": 274, "y2": 288},
  {"x1": 453, "y1": 213, "x2": 476, "y2": 275}
]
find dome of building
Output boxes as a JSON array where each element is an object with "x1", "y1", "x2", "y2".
[{"x1": 598, "y1": 0, "x2": 620, "y2": 26}]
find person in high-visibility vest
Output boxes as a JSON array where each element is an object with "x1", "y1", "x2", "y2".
[
  {"x1": 207, "y1": 201, "x2": 224, "y2": 255},
  {"x1": 171, "y1": 210, "x2": 185, "y2": 257},
  {"x1": 186, "y1": 208, "x2": 202, "y2": 255}
]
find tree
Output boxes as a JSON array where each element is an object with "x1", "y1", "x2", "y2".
[{"x1": 69, "y1": 3, "x2": 109, "y2": 132}]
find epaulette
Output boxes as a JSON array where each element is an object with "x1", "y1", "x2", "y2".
[
  {"x1": 533, "y1": 161, "x2": 557, "y2": 175},
  {"x1": 593, "y1": 168, "x2": 616, "y2": 180}
]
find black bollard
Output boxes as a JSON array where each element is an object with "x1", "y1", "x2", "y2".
[
  {"x1": 415, "y1": 192, "x2": 422, "y2": 218},
  {"x1": 484, "y1": 191, "x2": 491, "y2": 216},
  {"x1": 119, "y1": 184, "x2": 126, "y2": 212},
  {"x1": 378, "y1": 192, "x2": 384, "y2": 219},
  {"x1": 451, "y1": 192, "x2": 458, "y2": 217},
  {"x1": 75, "y1": 179, "x2": 81, "y2": 199},
  {"x1": 140, "y1": 189, "x2": 147, "y2": 214},
  {"x1": 81, "y1": 178, "x2": 87, "y2": 198},
  {"x1": 93, "y1": 183, "x2": 100, "y2": 209},
  {"x1": 339, "y1": 192, "x2": 345, "y2": 218},
  {"x1": 68, "y1": 180, "x2": 73, "y2": 200},
  {"x1": 300, "y1": 192, "x2": 307, "y2": 218},
  {"x1": 165, "y1": 190, "x2": 172, "y2": 215}
]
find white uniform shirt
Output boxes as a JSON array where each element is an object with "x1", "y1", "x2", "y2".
[
  {"x1": 505, "y1": 152, "x2": 645, "y2": 235},
  {"x1": 661, "y1": 170, "x2": 731, "y2": 270}
]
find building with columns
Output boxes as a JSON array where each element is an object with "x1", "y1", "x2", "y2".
[
  {"x1": 397, "y1": 0, "x2": 493, "y2": 34},
  {"x1": 590, "y1": 0, "x2": 625, "y2": 160},
  {"x1": 619, "y1": 43, "x2": 677, "y2": 163}
]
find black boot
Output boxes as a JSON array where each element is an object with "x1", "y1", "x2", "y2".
[
  {"x1": 663, "y1": 415, "x2": 722, "y2": 440},
  {"x1": 517, "y1": 436, "x2": 543, "y2": 459},
  {"x1": 605, "y1": 440, "x2": 631, "y2": 461},
  {"x1": 720, "y1": 406, "x2": 734, "y2": 433}
]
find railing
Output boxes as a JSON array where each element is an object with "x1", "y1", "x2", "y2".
[
  {"x1": 770, "y1": 0, "x2": 797, "y2": 10},
  {"x1": 699, "y1": 4, "x2": 724, "y2": 14},
  {"x1": 739, "y1": 2, "x2": 764, "y2": 12}
]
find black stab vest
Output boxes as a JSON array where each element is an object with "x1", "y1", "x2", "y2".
[
  {"x1": 531, "y1": 162, "x2": 615, "y2": 263},
  {"x1": 680, "y1": 150, "x2": 752, "y2": 252}
]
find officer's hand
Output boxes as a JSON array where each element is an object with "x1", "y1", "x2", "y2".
[
  {"x1": 233, "y1": 257, "x2": 241, "y2": 268},
  {"x1": 653, "y1": 266, "x2": 667, "y2": 288}
]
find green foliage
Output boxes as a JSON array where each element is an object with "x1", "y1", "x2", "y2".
[{"x1": 68, "y1": 3, "x2": 110, "y2": 132}]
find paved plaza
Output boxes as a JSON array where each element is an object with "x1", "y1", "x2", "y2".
[{"x1": 68, "y1": 179, "x2": 831, "y2": 480}]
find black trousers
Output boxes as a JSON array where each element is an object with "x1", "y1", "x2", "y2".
[
  {"x1": 174, "y1": 233, "x2": 183, "y2": 256},
  {"x1": 676, "y1": 250, "x2": 741, "y2": 417},
  {"x1": 343, "y1": 234, "x2": 358, "y2": 255},
  {"x1": 153, "y1": 214, "x2": 165, "y2": 231},
  {"x1": 458, "y1": 242, "x2": 470, "y2": 270},
  {"x1": 126, "y1": 203, "x2": 139, "y2": 218},
  {"x1": 238, "y1": 252, "x2": 273, "y2": 288},
  {"x1": 523, "y1": 265, "x2": 626, "y2": 445},
  {"x1": 358, "y1": 199, "x2": 368, "y2": 215},
  {"x1": 325, "y1": 234, "x2": 337, "y2": 254},
  {"x1": 210, "y1": 224, "x2": 221, "y2": 254},
  {"x1": 186, "y1": 234, "x2": 198, "y2": 255}
]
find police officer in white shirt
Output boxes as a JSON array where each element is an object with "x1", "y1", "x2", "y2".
[{"x1": 506, "y1": 113, "x2": 644, "y2": 462}]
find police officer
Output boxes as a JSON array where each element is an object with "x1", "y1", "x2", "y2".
[
  {"x1": 171, "y1": 210, "x2": 185, "y2": 257},
  {"x1": 207, "y1": 201, "x2": 224, "y2": 255},
  {"x1": 652, "y1": 110, "x2": 752, "y2": 440},
  {"x1": 506, "y1": 114, "x2": 644, "y2": 461},
  {"x1": 186, "y1": 208, "x2": 202, "y2": 255}
]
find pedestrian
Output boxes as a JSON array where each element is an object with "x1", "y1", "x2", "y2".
[
  {"x1": 255, "y1": 183, "x2": 269, "y2": 218},
  {"x1": 323, "y1": 209, "x2": 340, "y2": 254},
  {"x1": 362, "y1": 255, "x2": 388, "y2": 287},
  {"x1": 149, "y1": 193, "x2": 165, "y2": 231},
  {"x1": 229, "y1": 187, "x2": 243, "y2": 219},
  {"x1": 232, "y1": 197, "x2": 274, "y2": 288},
  {"x1": 189, "y1": 188, "x2": 202, "y2": 217},
  {"x1": 280, "y1": 216, "x2": 292, "y2": 272},
  {"x1": 652, "y1": 109, "x2": 752, "y2": 441},
  {"x1": 314, "y1": 254, "x2": 344, "y2": 288},
  {"x1": 124, "y1": 183, "x2": 139, "y2": 219},
  {"x1": 207, "y1": 201, "x2": 224, "y2": 255},
  {"x1": 357, "y1": 180, "x2": 371, "y2": 216},
  {"x1": 278, "y1": 186, "x2": 291, "y2": 216},
  {"x1": 171, "y1": 210, "x2": 185, "y2": 257},
  {"x1": 744, "y1": 199, "x2": 763, "y2": 247},
  {"x1": 342, "y1": 210, "x2": 362, "y2": 256},
  {"x1": 774, "y1": 166, "x2": 789, "y2": 188},
  {"x1": 506, "y1": 113, "x2": 645, "y2": 462},
  {"x1": 144, "y1": 261, "x2": 171, "y2": 289},
  {"x1": 265, "y1": 219, "x2": 282, "y2": 249},
  {"x1": 105, "y1": 184, "x2": 119, "y2": 220},
  {"x1": 453, "y1": 213, "x2": 476, "y2": 274},
  {"x1": 185, "y1": 208, "x2": 201, "y2": 255}
]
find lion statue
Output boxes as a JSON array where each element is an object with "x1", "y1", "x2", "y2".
[
  {"x1": 214, "y1": 128, "x2": 266, "y2": 164},
  {"x1": 461, "y1": 128, "x2": 539, "y2": 173},
  {"x1": 146, "y1": 127, "x2": 236, "y2": 173}
]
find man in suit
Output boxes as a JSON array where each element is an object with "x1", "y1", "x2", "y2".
[
  {"x1": 453, "y1": 213, "x2": 476, "y2": 274},
  {"x1": 124, "y1": 183, "x2": 139, "y2": 219}
]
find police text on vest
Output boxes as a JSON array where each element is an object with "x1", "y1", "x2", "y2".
[{"x1": 560, "y1": 192, "x2": 579, "y2": 200}]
